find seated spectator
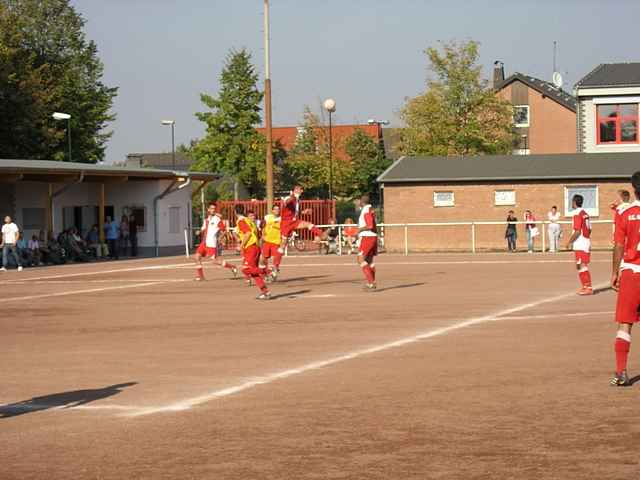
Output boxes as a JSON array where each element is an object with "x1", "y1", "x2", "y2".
[
  {"x1": 46, "y1": 237, "x2": 66, "y2": 265},
  {"x1": 86, "y1": 224, "x2": 108, "y2": 259},
  {"x1": 65, "y1": 227, "x2": 90, "y2": 262},
  {"x1": 28, "y1": 235, "x2": 43, "y2": 266},
  {"x1": 17, "y1": 233, "x2": 33, "y2": 266},
  {"x1": 343, "y1": 218, "x2": 358, "y2": 254}
]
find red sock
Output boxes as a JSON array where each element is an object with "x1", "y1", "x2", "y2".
[
  {"x1": 196, "y1": 265, "x2": 204, "y2": 280},
  {"x1": 579, "y1": 270, "x2": 592, "y2": 287},
  {"x1": 370, "y1": 263, "x2": 376, "y2": 281},
  {"x1": 221, "y1": 261, "x2": 235, "y2": 270},
  {"x1": 361, "y1": 263, "x2": 374, "y2": 283},
  {"x1": 254, "y1": 274, "x2": 267, "y2": 293},
  {"x1": 274, "y1": 251, "x2": 282, "y2": 269},
  {"x1": 615, "y1": 334, "x2": 631, "y2": 373}
]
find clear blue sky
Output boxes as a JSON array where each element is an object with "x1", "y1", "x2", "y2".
[{"x1": 74, "y1": 0, "x2": 640, "y2": 163}]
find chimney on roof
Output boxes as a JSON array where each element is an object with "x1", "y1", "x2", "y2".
[{"x1": 493, "y1": 61, "x2": 505, "y2": 88}]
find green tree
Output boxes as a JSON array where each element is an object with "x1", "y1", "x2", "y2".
[
  {"x1": 400, "y1": 40, "x2": 515, "y2": 156},
  {"x1": 191, "y1": 48, "x2": 265, "y2": 198},
  {"x1": 345, "y1": 128, "x2": 391, "y2": 204},
  {"x1": 0, "y1": 0, "x2": 117, "y2": 162},
  {"x1": 281, "y1": 107, "x2": 354, "y2": 198}
]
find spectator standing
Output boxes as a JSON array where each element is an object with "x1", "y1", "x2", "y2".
[
  {"x1": 105, "y1": 216, "x2": 120, "y2": 259},
  {"x1": 129, "y1": 214, "x2": 138, "y2": 257},
  {"x1": 547, "y1": 206, "x2": 562, "y2": 253},
  {"x1": 86, "y1": 224, "x2": 107, "y2": 258},
  {"x1": 524, "y1": 210, "x2": 538, "y2": 253},
  {"x1": 505, "y1": 210, "x2": 518, "y2": 252},
  {"x1": 119, "y1": 215, "x2": 130, "y2": 257},
  {"x1": 1, "y1": 216, "x2": 23, "y2": 271}
]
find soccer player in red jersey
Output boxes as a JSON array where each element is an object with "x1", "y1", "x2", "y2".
[
  {"x1": 193, "y1": 203, "x2": 238, "y2": 281},
  {"x1": 357, "y1": 194, "x2": 378, "y2": 291},
  {"x1": 277, "y1": 185, "x2": 326, "y2": 256},
  {"x1": 566, "y1": 194, "x2": 593, "y2": 295},
  {"x1": 236, "y1": 205, "x2": 270, "y2": 300},
  {"x1": 610, "y1": 173, "x2": 640, "y2": 386}
]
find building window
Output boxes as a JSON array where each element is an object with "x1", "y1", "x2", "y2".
[
  {"x1": 564, "y1": 185, "x2": 598, "y2": 217},
  {"x1": 494, "y1": 190, "x2": 516, "y2": 206},
  {"x1": 433, "y1": 191, "x2": 455, "y2": 207},
  {"x1": 514, "y1": 105, "x2": 530, "y2": 127},
  {"x1": 597, "y1": 104, "x2": 638, "y2": 144},
  {"x1": 169, "y1": 207, "x2": 181, "y2": 234}
]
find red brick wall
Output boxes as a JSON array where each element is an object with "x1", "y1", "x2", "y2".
[
  {"x1": 498, "y1": 82, "x2": 576, "y2": 154},
  {"x1": 382, "y1": 181, "x2": 625, "y2": 252}
]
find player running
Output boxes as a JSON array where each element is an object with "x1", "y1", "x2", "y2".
[
  {"x1": 610, "y1": 172, "x2": 640, "y2": 386},
  {"x1": 357, "y1": 194, "x2": 378, "y2": 291},
  {"x1": 236, "y1": 205, "x2": 271, "y2": 300},
  {"x1": 277, "y1": 185, "x2": 326, "y2": 257},
  {"x1": 566, "y1": 194, "x2": 592, "y2": 295},
  {"x1": 261, "y1": 204, "x2": 282, "y2": 281},
  {"x1": 194, "y1": 203, "x2": 238, "y2": 281}
]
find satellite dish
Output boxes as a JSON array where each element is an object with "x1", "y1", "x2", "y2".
[{"x1": 552, "y1": 71, "x2": 563, "y2": 89}]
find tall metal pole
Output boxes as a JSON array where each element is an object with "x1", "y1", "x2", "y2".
[
  {"x1": 171, "y1": 123, "x2": 176, "y2": 169},
  {"x1": 328, "y1": 110, "x2": 333, "y2": 199},
  {"x1": 67, "y1": 118, "x2": 72, "y2": 162},
  {"x1": 264, "y1": 0, "x2": 274, "y2": 210}
]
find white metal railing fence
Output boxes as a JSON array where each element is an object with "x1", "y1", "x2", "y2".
[{"x1": 185, "y1": 219, "x2": 615, "y2": 257}]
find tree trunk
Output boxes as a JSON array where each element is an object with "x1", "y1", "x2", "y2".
[{"x1": 233, "y1": 178, "x2": 239, "y2": 200}]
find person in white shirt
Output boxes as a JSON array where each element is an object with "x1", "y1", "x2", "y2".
[
  {"x1": 547, "y1": 205, "x2": 562, "y2": 253},
  {"x1": 1, "y1": 216, "x2": 23, "y2": 271}
]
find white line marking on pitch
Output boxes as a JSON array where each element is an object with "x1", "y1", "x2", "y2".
[
  {"x1": 0, "y1": 282, "x2": 164, "y2": 304},
  {"x1": 127, "y1": 282, "x2": 609, "y2": 417},
  {"x1": 497, "y1": 310, "x2": 613, "y2": 321}
]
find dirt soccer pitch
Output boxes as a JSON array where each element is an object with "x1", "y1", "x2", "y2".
[{"x1": 1, "y1": 252, "x2": 638, "y2": 479}]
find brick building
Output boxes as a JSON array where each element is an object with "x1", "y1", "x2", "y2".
[
  {"x1": 377, "y1": 153, "x2": 639, "y2": 252},
  {"x1": 256, "y1": 124, "x2": 382, "y2": 160},
  {"x1": 494, "y1": 63, "x2": 577, "y2": 154},
  {"x1": 575, "y1": 63, "x2": 640, "y2": 153}
]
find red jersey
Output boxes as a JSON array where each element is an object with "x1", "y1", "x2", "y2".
[
  {"x1": 572, "y1": 209, "x2": 591, "y2": 252},
  {"x1": 281, "y1": 195, "x2": 299, "y2": 223},
  {"x1": 614, "y1": 202, "x2": 640, "y2": 271},
  {"x1": 358, "y1": 204, "x2": 377, "y2": 237},
  {"x1": 201, "y1": 214, "x2": 226, "y2": 248}
]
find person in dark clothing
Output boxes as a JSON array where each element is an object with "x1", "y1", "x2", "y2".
[
  {"x1": 129, "y1": 214, "x2": 138, "y2": 257},
  {"x1": 505, "y1": 210, "x2": 518, "y2": 252}
]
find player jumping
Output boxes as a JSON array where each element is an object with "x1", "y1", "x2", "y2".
[
  {"x1": 278, "y1": 185, "x2": 326, "y2": 257},
  {"x1": 261, "y1": 204, "x2": 282, "y2": 281},
  {"x1": 566, "y1": 194, "x2": 592, "y2": 295},
  {"x1": 357, "y1": 194, "x2": 378, "y2": 291},
  {"x1": 236, "y1": 205, "x2": 271, "y2": 300},
  {"x1": 610, "y1": 172, "x2": 640, "y2": 386},
  {"x1": 194, "y1": 203, "x2": 238, "y2": 281}
]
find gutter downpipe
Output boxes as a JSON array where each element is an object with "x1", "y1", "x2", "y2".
[{"x1": 154, "y1": 175, "x2": 192, "y2": 257}]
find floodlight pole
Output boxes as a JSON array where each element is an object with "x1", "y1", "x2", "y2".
[{"x1": 264, "y1": 0, "x2": 274, "y2": 210}]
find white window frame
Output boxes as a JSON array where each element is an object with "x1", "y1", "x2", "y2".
[
  {"x1": 564, "y1": 185, "x2": 599, "y2": 217},
  {"x1": 494, "y1": 190, "x2": 516, "y2": 206},
  {"x1": 433, "y1": 191, "x2": 455, "y2": 207},
  {"x1": 514, "y1": 105, "x2": 530, "y2": 128}
]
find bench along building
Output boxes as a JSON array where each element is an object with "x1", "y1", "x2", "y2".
[
  {"x1": 377, "y1": 152, "x2": 640, "y2": 252},
  {"x1": 0, "y1": 159, "x2": 217, "y2": 256}
]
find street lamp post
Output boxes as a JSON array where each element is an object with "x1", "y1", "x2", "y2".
[
  {"x1": 264, "y1": 0, "x2": 274, "y2": 210},
  {"x1": 323, "y1": 98, "x2": 336, "y2": 199},
  {"x1": 162, "y1": 120, "x2": 176, "y2": 169},
  {"x1": 52, "y1": 112, "x2": 72, "y2": 161}
]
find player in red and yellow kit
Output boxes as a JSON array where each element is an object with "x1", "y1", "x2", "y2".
[
  {"x1": 235, "y1": 205, "x2": 270, "y2": 300},
  {"x1": 261, "y1": 205, "x2": 282, "y2": 281},
  {"x1": 357, "y1": 194, "x2": 378, "y2": 291},
  {"x1": 610, "y1": 173, "x2": 640, "y2": 386},
  {"x1": 566, "y1": 194, "x2": 592, "y2": 295},
  {"x1": 278, "y1": 185, "x2": 326, "y2": 256},
  {"x1": 194, "y1": 203, "x2": 238, "y2": 281}
]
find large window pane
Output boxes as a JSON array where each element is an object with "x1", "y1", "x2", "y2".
[
  {"x1": 600, "y1": 120, "x2": 617, "y2": 142},
  {"x1": 565, "y1": 186, "x2": 598, "y2": 217},
  {"x1": 597, "y1": 105, "x2": 618, "y2": 118},
  {"x1": 621, "y1": 104, "x2": 638, "y2": 117},
  {"x1": 621, "y1": 120, "x2": 638, "y2": 142}
]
